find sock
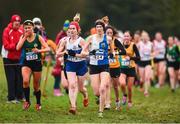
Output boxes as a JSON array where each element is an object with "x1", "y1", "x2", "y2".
[
  {"x1": 34, "y1": 90, "x2": 41, "y2": 105},
  {"x1": 23, "y1": 87, "x2": 30, "y2": 102}
]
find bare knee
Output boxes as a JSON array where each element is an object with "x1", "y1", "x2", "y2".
[
  {"x1": 99, "y1": 86, "x2": 106, "y2": 94},
  {"x1": 23, "y1": 79, "x2": 29, "y2": 88}
]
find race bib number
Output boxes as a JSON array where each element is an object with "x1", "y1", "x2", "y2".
[
  {"x1": 26, "y1": 52, "x2": 38, "y2": 61},
  {"x1": 109, "y1": 58, "x2": 116, "y2": 63},
  {"x1": 94, "y1": 55, "x2": 104, "y2": 60},
  {"x1": 68, "y1": 56, "x2": 82, "y2": 62},
  {"x1": 121, "y1": 58, "x2": 130, "y2": 66},
  {"x1": 166, "y1": 54, "x2": 175, "y2": 62}
]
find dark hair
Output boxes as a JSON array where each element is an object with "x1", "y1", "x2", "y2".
[
  {"x1": 23, "y1": 20, "x2": 34, "y2": 26},
  {"x1": 134, "y1": 30, "x2": 141, "y2": 35},
  {"x1": 95, "y1": 19, "x2": 105, "y2": 31},
  {"x1": 105, "y1": 25, "x2": 118, "y2": 36},
  {"x1": 124, "y1": 30, "x2": 132, "y2": 36}
]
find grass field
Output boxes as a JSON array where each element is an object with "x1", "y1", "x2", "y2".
[{"x1": 0, "y1": 57, "x2": 180, "y2": 123}]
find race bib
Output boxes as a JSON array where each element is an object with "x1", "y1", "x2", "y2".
[
  {"x1": 94, "y1": 55, "x2": 104, "y2": 60},
  {"x1": 109, "y1": 58, "x2": 117, "y2": 63},
  {"x1": 166, "y1": 54, "x2": 175, "y2": 62},
  {"x1": 68, "y1": 56, "x2": 82, "y2": 62},
  {"x1": 26, "y1": 52, "x2": 38, "y2": 61},
  {"x1": 121, "y1": 58, "x2": 130, "y2": 66},
  {"x1": 143, "y1": 51, "x2": 150, "y2": 56}
]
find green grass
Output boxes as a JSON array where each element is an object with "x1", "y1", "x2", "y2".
[{"x1": 0, "y1": 56, "x2": 180, "y2": 123}]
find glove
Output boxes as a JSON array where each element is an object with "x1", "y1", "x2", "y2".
[
  {"x1": 78, "y1": 44, "x2": 82, "y2": 48},
  {"x1": 89, "y1": 49, "x2": 97, "y2": 55},
  {"x1": 109, "y1": 53, "x2": 114, "y2": 59},
  {"x1": 68, "y1": 50, "x2": 76, "y2": 57}
]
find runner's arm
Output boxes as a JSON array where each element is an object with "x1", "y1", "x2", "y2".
[
  {"x1": 114, "y1": 39, "x2": 126, "y2": 55},
  {"x1": 130, "y1": 44, "x2": 140, "y2": 62},
  {"x1": 35, "y1": 35, "x2": 50, "y2": 53},
  {"x1": 56, "y1": 39, "x2": 66, "y2": 58},
  {"x1": 16, "y1": 35, "x2": 27, "y2": 51}
]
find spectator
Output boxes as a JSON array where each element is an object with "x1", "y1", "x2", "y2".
[{"x1": 1, "y1": 14, "x2": 24, "y2": 103}]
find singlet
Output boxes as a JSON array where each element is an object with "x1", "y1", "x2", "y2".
[
  {"x1": 89, "y1": 34, "x2": 109, "y2": 65},
  {"x1": 166, "y1": 45, "x2": 179, "y2": 62},
  {"x1": 22, "y1": 34, "x2": 42, "y2": 62},
  {"x1": 109, "y1": 39, "x2": 120, "y2": 68},
  {"x1": 153, "y1": 40, "x2": 166, "y2": 59},
  {"x1": 119, "y1": 43, "x2": 136, "y2": 68},
  {"x1": 66, "y1": 36, "x2": 85, "y2": 62},
  {"x1": 137, "y1": 41, "x2": 152, "y2": 61}
]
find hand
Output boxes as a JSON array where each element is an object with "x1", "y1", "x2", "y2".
[
  {"x1": 32, "y1": 48, "x2": 39, "y2": 53},
  {"x1": 109, "y1": 53, "x2": 114, "y2": 59},
  {"x1": 89, "y1": 49, "x2": 97, "y2": 55},
  {"x1": 24, "y1": 31, "x2": 31, "y2": 38},
  {"x1": 67, "y1": 50, "x2": 76, "y2": 57}
]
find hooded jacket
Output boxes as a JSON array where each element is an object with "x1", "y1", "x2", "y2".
[{"x1": 1, "y1": 23, "x2": 23, "y2": 60}]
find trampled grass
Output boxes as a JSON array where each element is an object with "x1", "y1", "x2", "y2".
[{"x1": 0, "y1": 57, "x2": 180, "y2": 123}]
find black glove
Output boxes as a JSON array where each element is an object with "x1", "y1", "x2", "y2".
[
  {"x1": 68, "y1": 50, "x2": 76, "y2": 57},
  {"x1": 109, "y1": 53, "x2": 114, "y2": 59},
  {"x1": 78, "y1": 44, "x2": 82, "y2": 48},
  {"x1": 89, "y1": 49, "x2": 97, "y2": 55}
]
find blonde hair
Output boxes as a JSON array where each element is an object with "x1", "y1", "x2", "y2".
[{"x1": 141, "y1": 30, "x2": 150, "y2": 41}]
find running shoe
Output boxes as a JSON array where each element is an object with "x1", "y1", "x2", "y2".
[
  {"x1": 104, "y1": 104, "x2": 111, "y2": 110},
  {"x1": 35, "y1": 104, "x2": 41, "y2": 111},
  {"x1": 128, "y1": 102, "x2": 132, "y2": 108},
  {"x1": 98, "y1": 111, "x2": 103, "y2": 118},
  {"x1": 144, "y1": 92, "x2": 149, "y2": 97},
  {"x1": 69, "y1": 107, "x2": 76, "y2": 115},
  {"x1": 122, "y1": 96, "x2": 127, "y2": 105},
  {"x1": 23, "y1": 101, "x2": 30, "y2": 110},
  {"x1": 6, "y1": 99, "x2": 19, "y2": 104},
  {"x1": 115, "y1": 101, "x2": 120, "y2": 110},
  {"x1": 54, "y1": 89, "x2": 64, "y2": 96},
  {"x1": 83, "y1": 98, "x2": 89, "y2": 107}
]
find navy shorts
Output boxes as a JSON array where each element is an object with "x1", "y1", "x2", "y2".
[{"x1": 65, "y1": 60, "x2": 87, "y2": 76}]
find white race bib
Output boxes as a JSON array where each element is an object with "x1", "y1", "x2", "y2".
[
  {"x1": 121, "y1": 58, "x2": 130, "y2": 66},
  {"x1": 109, "y1": 58, "x2": 116, "y2": 63},
  {"x1": 26, "y1": 52, "x2": 38, "y2": 61}
]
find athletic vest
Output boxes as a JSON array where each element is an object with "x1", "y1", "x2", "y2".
[
  {"x1": 166, "y1": 45, "x2": 178, "y2": 62},
  {"x1": 66, "y1": 36, "x2": 85, "y2": 62},
  {"x1": 153, "y1": 40, "x2": 166, "y2": 59},
  {"x1": 138, "y1": 41, "x2": 152, "y2": 61},
  {"x1": 23, "y1": 34, "x2": 42, "y2": 61},
  {"x1": 89, "y1": 34, "x2": 109, "y2": 65},
  {"x1": 119, "y1": 43, "x2": 135, "y2": 68},
  {"x1": 109, "y1": 39, "x2": 120, "y2": 68}
]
